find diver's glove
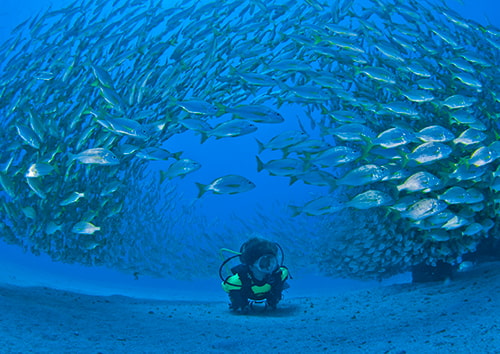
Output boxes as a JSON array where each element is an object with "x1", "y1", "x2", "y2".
[
  {"x1": 266, "y1": 280, "x2": 287, "y2": 310},
  {"x1": 228, "y1": 290, "x2": 250, "y2": 312},
  {"x1": 265, "y1": 294, "x2": 280, "y2": 310}
]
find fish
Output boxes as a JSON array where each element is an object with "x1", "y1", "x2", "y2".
[
  {"x1": 72, "y1": 221, "x2": 101, "y2": 235},
  {"x1": 336, "y1": 164, "x2": 390, "y2": 186},
  {"x1": 256, "y1": 156, "x2": 306, "y2": 177},
  {"x1": 453, "y1": 128, "x2": 487, "y2": 145},
  {"x1": 25, "y1": 162, "x2": 55, "y2": 178},
  {"x1": 400, "y1": 89, "x2": 434, "y2": 103},
  {"x1": 26, "y1": 177, "x2": 47, "y2": 199},
  {"x1": 71, "y1": 148, "x2": 119, "y2": 165},
  {"x1": 442, "y1": 215, "x2": 470, "y2": 230},
  {"x1": 178, "y1": 118, "x2": 212, "y2": 132},
  {"x1": 22, "y1": 206, "x2": 36, "y2": 219},
  {"x1": 45, "y1": 221, "x2": 63, "y2": 235},
  {"x1": 416, "y1": 125, "x2": 455, "y2": 143},
  {"x1": 457, "y1": 261, "x2": 475, "y2": 272},
  {"x1": 309, "y1": 146, "x2": 361, "y2": 167},
  {"x1": 226, "y1": 105, "x2": 284, "y2": 123},
  {"x1": 59, "y1": 191, "x2": 85, "y2": 206},
  {"x1": 373, "y1": 127, "x2": 416, "y2": 148},
  {"x1": 382, "y1": 102, "x2": 419, "y2": 117},
  {"x1": 358, "y1": 66, "x2": 396, "y2": 84},
  {"x1": 441, "y1": 94, "x2": 476, "y2": 109},
  {"x1": 200, "y1": 120, "x2": 257, "y2": 143},
  {"x1": 438, "y1": 186, "x2": 469, "y2": 204},
  {"x1": 290, "y1": 196, "x2": 345, "y2": 216},
  {"x1": 255, "y1": 130, "x2": 308, "y2": 153},
  {"x1": 469, "y1": 146, "x2": 498, "y2": 167},
  {"x1": 100, "y1": 181, "x2": 122, "y2": 197},
  {"x1": 330, "y1": 123, "x2": 376, "y2": 141},
  {"x1": 397, "y1": 171, "x2": 441, "y2": 193},
  {"x1": 345, "y1": 190, "x2": 394, "y2": 209},
  {"x1": 284, "y1": 139, "x2": 331, "y2": 155},
  {"x1": 178, "y1": 99, "x2": 218, "y2": 115},
  {"x1": 96, "y1": 116, "x2": 150, "y2": 140},
  {"x1": 99, "y1": 86, "x2": 126, "y2": 113},
  {"x1": 402, "y1": 198, "x2": 448, "y2": 221},
  {"x1": 135, "y1": 147, "x2": 182, "y2": 161},
  {"x1": 462, "y1": 223, "x2": 484, "y2": 236},
  {"x1": 196, "y1": 175, "x2": 255, "y2": 197},
  {"x1": 407, "y1": 142, "x2": 452, "y2": 164},
  {"x1": 160, "y1": 158, "x2": 201, "y2": 182},
  {"x1": 16, "y1": 124, "x2": 41, "y2": 149},
  {"x1": 289, "y1": 170, "x2": 337, "y2": 189},
  {"x1": 0, "y1": 173, "x2": 16, "y2": 199},
  {"x1": 91, "y1": 65, "x2": 114, "y2": 88}
]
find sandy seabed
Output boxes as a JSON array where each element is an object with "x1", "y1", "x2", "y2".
[{"x1": 0, "y1": 263, "x2": 499, "y2": 354}]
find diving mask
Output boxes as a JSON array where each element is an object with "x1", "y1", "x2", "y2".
[{"x1": 253, "y1": 254, "x2": 278, "y2": 274}]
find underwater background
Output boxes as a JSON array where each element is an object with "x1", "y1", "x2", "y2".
[{"x1": 0, "y1": 0, "x2": 500, "y2": 304}]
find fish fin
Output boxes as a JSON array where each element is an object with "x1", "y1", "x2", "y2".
[
  {"x1": 200, "y1": 132, "x2": 210, "y2": 144},
  {"x1": 315, "y1": 33, "x2": 328, "y2": 45},
  {"x1": 159, "y1": 171, "x2": 167, "y2": 184},
  {"x1": 289, "y1": 205, "x2": 301, "y2": 217},
  {"x1": 67, "y1": 152, "x2": 76, "y2": 163},
  {"x1": 256, "y1": 155, "x2": 264, "y2": 172},
  {"x1": 298, "y1": 117, "x2": 308, "y2": 134},
  {"x1": 195, "y1": 182, "x2": 207, "y2": 198},
  {"x1": 359, "y1": 134, "x2": 374, "y2": 160},
  {"x1": 172, "y1": 151, "x2": 183, "y2": 160},
  {"x1": 255, "y1": 138, "x2": 265, "y2": 154},
  {"x1": 301, "y1": 153, "x2": 313, "y2": 171},
  {"x1": 400, "y1": 151, "x2": 409, "y2": 168},
  {"x1": 215, "y1": 102, "x2": 226, "y2": 117}
]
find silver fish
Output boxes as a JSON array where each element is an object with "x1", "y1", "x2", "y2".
[
  {"x1": 71, "y1": 148, "x2": 119, "y2": 165},
  {"x1": 196, "y1": 175, "x2": 255, "y2": 197}
]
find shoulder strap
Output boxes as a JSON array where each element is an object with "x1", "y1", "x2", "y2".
[{"x1": 231, "y1": 264, "x2": 252, "y2": 288}]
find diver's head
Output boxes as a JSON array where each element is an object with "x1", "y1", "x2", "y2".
[{"x1": 240, "y1": 237, "x2": 279, "y2": 277}]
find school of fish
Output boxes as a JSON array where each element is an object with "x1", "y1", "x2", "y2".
[{"x1": 0, "y1": 0, "x2": 499, "y2": 279}]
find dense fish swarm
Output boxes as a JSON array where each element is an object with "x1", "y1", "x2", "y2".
[{"x1": 1, "y1": 0, "x2": 500, "y2": 279}]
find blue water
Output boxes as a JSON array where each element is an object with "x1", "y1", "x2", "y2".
[{"x1": 0, "y1": 0, "x2": 499, "y2": 301}]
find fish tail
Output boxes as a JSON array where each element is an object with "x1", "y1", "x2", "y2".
[
  {"x1": 359, "y1": 135, "x2": 374, "y2": 160},
  {"x1": 302, "y1": 153, "x2": 313, "y2": 171},
  {"x1": 159, "y1": 170, "x2": 168, "y2": 184},
  {"x1": 200, "y1": 132, "x2": 210, "y2": 144},
  {"x1": 327, "y1": 181, "x2": 337, "y2": 193},
  {"x1": 256, "y1": 155, "x2": 264, "y2": 172},
  {"x1": 215, "y1": 102, "x2": 226, "y2": 117},
  {"x1": 255, "y1": 138, "x2": 265, "y2": 154},
  {"x1": 67, "y1": 152, "x2": 76, "y2": 162},
  {"x1": 312, "y1": 34, "x2": 322, "y2": 45},
  {"x1": 172, "y1": 151, "x2": 183, "y2": 160},
  {"x1": 400, "y1": 151, "x2": 410, "y2": 168},
  {"x1": 195, "y1": 182, "x2": 207, "y2": 198},
  {"x1": 289, "y1": 205, "x2": 301, "y2": 217}
]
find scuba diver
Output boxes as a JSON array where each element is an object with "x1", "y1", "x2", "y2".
[{"x1": 220, "y1": 237, "x2": 290, "y2": 313}]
